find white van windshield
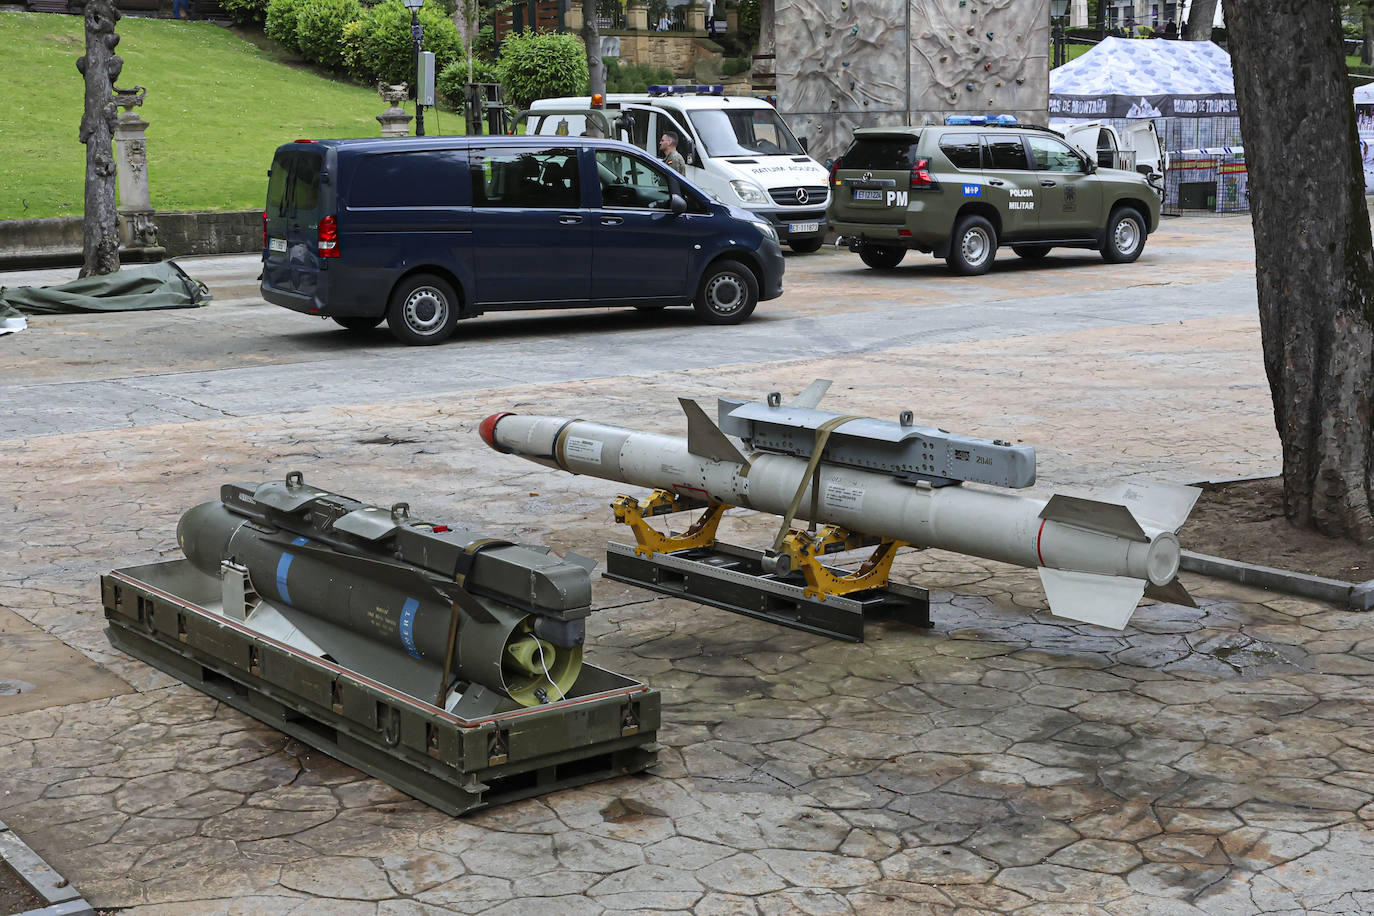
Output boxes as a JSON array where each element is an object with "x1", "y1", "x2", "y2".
[{"x1": 688, "y1": 108, "x2": 805, "y2": 157}]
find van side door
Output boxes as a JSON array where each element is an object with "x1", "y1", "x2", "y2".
[
  {"x1": 589, "y1": 147, "x2": 699, "y2": 302},
  {"x1": 468, "y1": 145, "x2": 592, "y2": 308},
  {"x1": 978, "y1": 133, "x2": 1040, "y2": 240},
  {"x1": 263, "y1": 147, "x2": 326, "y2": 301}
]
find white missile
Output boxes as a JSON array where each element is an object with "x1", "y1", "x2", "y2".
[{"x1": 478, "y1": 385, "x2": 1200, "y2": 629}]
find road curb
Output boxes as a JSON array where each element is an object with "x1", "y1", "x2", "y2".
[
  {"x1": 1183, "y1": 475, "x2": 1374, "y2": 611},
  {"x1": 0, "y1": 819, "x2": 92, "y2": 916}
]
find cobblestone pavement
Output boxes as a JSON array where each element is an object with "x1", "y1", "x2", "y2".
[{"x1": 5, "y1": 219, "x2": 1374, "y2": 914}]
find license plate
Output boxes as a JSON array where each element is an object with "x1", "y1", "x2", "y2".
[
  {"x1": 853, "y1": 189, "x2": 883, "y2": 200},
  {"x1": 269, "y1": 237, "x2": 287, "y2": 252},
  {"x1": 789, "y1": 221, "x2": 820, "y2": 234}
]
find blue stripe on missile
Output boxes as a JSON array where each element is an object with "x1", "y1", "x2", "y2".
[
  {"x1": 275, "y1": 536, "x2": 310, "y2": 606},
  {"x1": 399, "y1": 598, "x2": 421, "y2": 659}
]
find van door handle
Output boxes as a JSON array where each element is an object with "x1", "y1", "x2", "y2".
[
  {"x1": 1040, "y1": 179, "x2": 1057, "y2": 188},
  {"x1": 558, "y1": 214, "x2": 583, "y2": 225},
  {"x1": 986, "y1": 179, "x2": 1004, "y2": 186},
  {"x1": 600, "y1": 216, "x2": 624, "y2": 226}
]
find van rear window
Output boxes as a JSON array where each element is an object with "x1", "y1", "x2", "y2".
[
  {"x1": 266, "y1": 150, "x2": 323, "y2": 216},
  {"x1": 843, "y1": 136, "x2": 920, "y2": 171},
  {"x1": 347, "y1": 150, "x2": 470, "y2": 208}
]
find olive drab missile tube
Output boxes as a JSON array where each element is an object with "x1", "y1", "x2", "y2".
[{"x1": 480, "y1": 381, "x2": 1201, "y2": 630}]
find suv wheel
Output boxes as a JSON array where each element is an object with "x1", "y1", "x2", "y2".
[
  {"x1": 858, "y1": 243, "x2": 906, "y2": 269},
  {"x1": 1102, "y1": 207, "x2": 1146, "y2": 263},
  {"x1": 948, "y1": 215, "x2": 997, "y2": 275},
  {"x1": 789, "y1": 237, "x2": 825, "y2": 254},
  {"x1": 693, "y1": 260, "x2": 758, "y2": 324},
  {"x1": 1012, "y1": 245, "x2": 1051, "y2": 260},
  {"x1": 332, "y1": 316, "x2": 383, "y2": 332},
  {"x1": 386, "y1": 273, "x2": 460, "y2": 345}
]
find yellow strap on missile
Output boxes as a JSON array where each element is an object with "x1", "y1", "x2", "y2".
[
  {"x1": 612, "y1": 489, "x2": 728, "y2": 557},
  {"x1": 779, "y1": 526, "x2": 907, "y2": 601},
  {"x1": 771, "y1": 415, "x2": 861, "y2": 552}
]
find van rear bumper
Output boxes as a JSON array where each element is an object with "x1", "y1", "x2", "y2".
[{"x1": 261, "y1": 283, "x2": 325, "y2": 315}]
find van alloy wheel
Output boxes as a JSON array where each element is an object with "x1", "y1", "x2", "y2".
[
  {"x1": 402, "y1": 286, "x2": 449, "y2": 334},
  {"x1": 693, "y1": 260, "x2": 759, "y2": 325},
  {"x1": 386, "y1": 273, "x2": 460, "y2": 345}
]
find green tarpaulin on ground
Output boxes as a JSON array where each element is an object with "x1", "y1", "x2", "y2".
[{"x1": 0, "y1": 261, "x2": 211, "y2": 323}]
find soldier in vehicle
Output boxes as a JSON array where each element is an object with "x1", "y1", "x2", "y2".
[{"x1": 659, "y1": 131, "x2": 687, "y2": 175}]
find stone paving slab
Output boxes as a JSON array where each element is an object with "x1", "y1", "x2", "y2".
[{"x1": 5, "y1": 218, "x2": 1374, "y2": 914}]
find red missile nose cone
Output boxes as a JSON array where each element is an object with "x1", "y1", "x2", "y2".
[{"x1": 479, "y1": 412, "x2": 514, "y2": 451}]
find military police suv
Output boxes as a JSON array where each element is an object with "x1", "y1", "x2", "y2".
[{"x1": 827, "y1": 116, "x2": 1162, "y2": 275}]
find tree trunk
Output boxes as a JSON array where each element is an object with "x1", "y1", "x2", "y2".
[
  {"x1": 1221, "y1": 0, "x2": 1374, "y2": 542},
  {"x1": 1185, "y1": 0, "x2": 1217, "y2": 40},
  {"x1": 581, "y1": 0, "x2": 604, "y2": 136},
  {"x1": 73, "y1": 0, "x2": 122, "y2": 278},
  {"x1": 1363, "y1": 8, "x2": 1373, "y2": 65}
]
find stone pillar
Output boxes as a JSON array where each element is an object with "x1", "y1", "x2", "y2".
[
  {"x1": 1070, "y1": 0, "x2": 1088, "y2": 27},
  {"x1": 725, "y1": 1, "x2": 737, "y2": 33},
  {"x1": 627, "y1": 1, "x2": 648, "y2": 31},
  {"x1": 113, "y1": 85, "x2": 163, "y2": 262},
  {"x1": 377, "y1": 83, "x2": 413, "y2": 138},
  {"x1": 687, "y1": 1, "x2": 705, "y2": 33},
  {"x1": 564, "y1": 3, "x2": 582, "y2": 30}
]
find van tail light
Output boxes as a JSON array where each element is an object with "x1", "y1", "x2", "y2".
[
  {"x1": 262, "y1": 211, "x2": 268, "y2": 249},
  {"x1": 910, "y1": 158, "x2": 938, "y2": 190},
  {"x1": 318, "y1": 215, "x2": 339, "y2": 258},
  {"x1": 828, "y1": 157, "x2": 842, "y2": 187}
]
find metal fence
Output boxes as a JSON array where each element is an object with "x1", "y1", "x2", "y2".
[{"x1": 1159, "y1": 116, "x2": 1247, "y2": 216}]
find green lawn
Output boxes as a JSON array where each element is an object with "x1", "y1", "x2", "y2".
[{"x1": 0, "y1": 12, "x2": 448, "y2": 219}]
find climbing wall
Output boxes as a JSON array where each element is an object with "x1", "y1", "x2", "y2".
[{"x1": 774, "y1": 0, "x2": 1049, "y2": 162}]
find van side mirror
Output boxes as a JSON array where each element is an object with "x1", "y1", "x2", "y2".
[
  {"x1": 669, "y1": 193, "x2": 687, "y2": 216},
  {"x1": 799, "y1": 137, "x2": 809, "y2": 153}
]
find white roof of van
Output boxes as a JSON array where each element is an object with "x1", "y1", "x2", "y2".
[{"x1": 531, "y1": 94, "x2": 775, "y2": 111}]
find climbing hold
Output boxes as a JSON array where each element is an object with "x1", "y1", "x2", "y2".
[
  {"x1": 939, "y1": 55, "x2": 947, "y2": 62},
  {"x1": 986, "y1": 31, "x2": 994, "y2": 39},
  {"x1": 995, "y1": 80, "x2": 1003, "y2": 87},
  {"x1": 850, "y1": 25, "x2": 858, "y2": 34},
  {"x1": 1016, "y1": 77, "x2": 1025, "y2": 84},
  {"x1": 842, "y1": 61, "x2": 850, "y2": 67},
  {"x1": 966, "y1": 26, "x2": 975, "y2": 35},
  {"x1": 984, "y1": 62, "x2": 991, "y2": 70},
  {"x1": 965, "y1": 82, "x2": 975, "y2": 91}
]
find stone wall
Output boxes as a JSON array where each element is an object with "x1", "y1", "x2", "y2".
[
  {"x1": 0, "y1": 210, "x2": 260, "y2": 269},
  {"x1": 773, "y1": 0, "x2": 1049, "y2": 162},
  {"x1": 598, "y1": 34, "x2": 724, "y2": 76}
]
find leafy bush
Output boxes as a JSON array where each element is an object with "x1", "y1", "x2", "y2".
[
  {"x1": 264, "y1": 0, "x2": 307, "y2": 52},
  {"x1": 721, "y1": 56, "x2": 749, "y2": 77},
  {"x1": 603, "y1": 58, "x2": 673, "y2": 93},
  {"x1": 295, "y1": 0, "x2": 364, "y2": 70},
  {"x1": 339, "y1": 17, "x2": 370, "y2": 77},
  {"x1": 220, "y1": 0, "x2": 268, "y2": 25},
  {"x1": 437, "y1": 57, "x2": 502, "y2": 109},
  {"x1": 737, "y1": 0, "x2": 759, "y2": 43},
  {"x1": 354, "y1": 0, "x2": 463, "y2": 85},
  {"x1": 495, "y1": 31, "x2": 588, "y2": 109},
  {"x1": 473, "y1": 23, "x2": 497, "y2": 62}
]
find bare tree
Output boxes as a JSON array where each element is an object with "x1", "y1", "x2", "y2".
[
  {"x1": 581, "y1": 0, "x2": 605, "y2": 136},
  {"x1": 1222, "y1": 0, "x2": 1374, "y2": 541},
  {"x1": 72, "y1": 0, "x2": 122, "y2": 277},
  {"x1": 1185, "y1": 0, "x2": 1218, "y2": 40}
]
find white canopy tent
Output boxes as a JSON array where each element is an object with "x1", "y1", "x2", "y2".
[
  {"x1": 1050, "y1": 37, "x2": 1236, "y2": 121},
  {"x1": 1356, "y1": 82, "x2": 1374, "y2": 106}
]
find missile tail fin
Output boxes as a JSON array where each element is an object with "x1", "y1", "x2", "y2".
[
  {"x1": 1038, "y1": 567, "x2": 1146, "y2": 630},
  {"x1": 680, "y1": 398, "x2": 750, "y2": 466},
  {"x1": 1039, "y1": 494, "x2": 1149, "y2": 542},
  {"x1": 1099, "y1": 481, "x2": 1202, "y2": 533},
  {"x1": 788, "y1": 379, "x2": 833, "y2": 409},
  {"x1": 1144, "y1": 576, "x2": 1197, "y2": 608}
]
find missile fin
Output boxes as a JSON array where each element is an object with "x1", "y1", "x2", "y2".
[
  {"x1": 680, "y1": 398, "x2": 750, "y2": 466},
  {"x1": 1039, "y1": 494, "x2": 1148, "y2": 542},
  {"x1": 788, "y1": 379, "x2": 833, "y2": 409},
  {"x1": 563, "y1": 551, "x2": 598, "y2": 572},
  {"x1": 1099, "y1": 481, "x2": 1202, "y2": 533},
  {"x1": 1038, "y1": 567, "x2": 1146, "y2": 630},
  {"x1": 1143, "y1": 576, "x2": 1198, "y2": 608}
]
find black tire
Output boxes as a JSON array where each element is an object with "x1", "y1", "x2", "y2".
[
  {"x1": 857, "y1": 243, "x2": 906, "y2": 269},
  {"x1": 385, "y1": 273, "x2": 460, "y2": 345},
  {"x1": 693, "y1": 259, "x2": 758, "y2": 325},
  {"x1": 788, "y1": 236, "x2": 825, "y2": 254},
  {"x1": 332, "y1": 315, "x2": 383, "y2": 332},
  {"x1": 947, "y1": 215, "x2": 997, "y2": 275},
  {"x1": 1102, "y1": 207, "x2": 1146, "y2": 263},
  {"x1": 1012, "y1": 245, "x2": 1052, "y2": 260}
]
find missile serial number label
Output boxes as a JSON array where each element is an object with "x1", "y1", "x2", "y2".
[
  {"x1": 823, "y1": 482, "x2": 865, "y2": 511},
  {"x1": 566, "y1": 436, "x2": 603, "y2": 464}
]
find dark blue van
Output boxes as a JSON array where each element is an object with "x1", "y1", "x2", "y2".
[{"x1": 261, "y1": 136, "x2": 786, "y2": 345}]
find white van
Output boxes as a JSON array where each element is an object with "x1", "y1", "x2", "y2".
[
  {"x1": 528, "y1": 87, "x2": 831, "y2": 252},
  {"x1": 1050, "y1": 119, "x2": 1166, "y2": 198}
]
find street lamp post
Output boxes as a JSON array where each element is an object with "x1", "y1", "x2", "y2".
[
  {"x1": 403, "y1": 0, "x2": 425, "y2": 136},
  {"x1": 1051, "y1": 0, "x2": 1069, "y2": 69}
]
